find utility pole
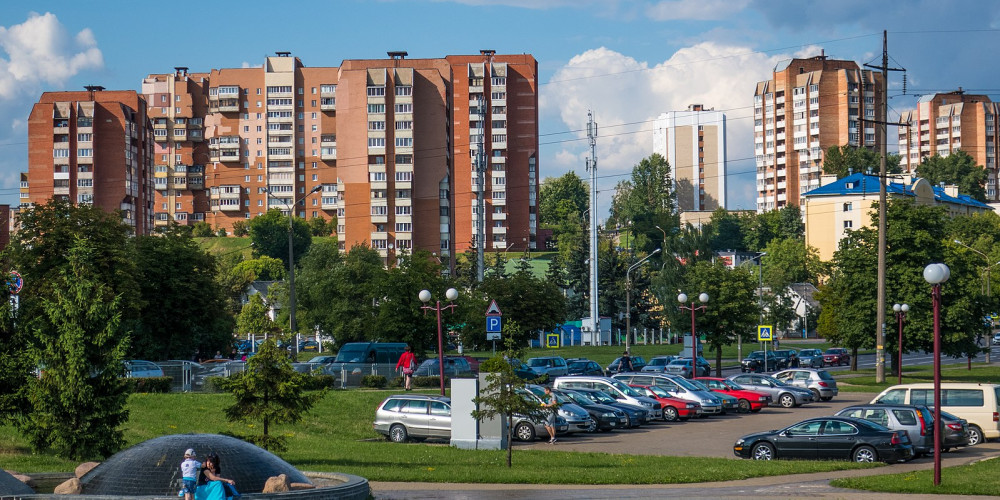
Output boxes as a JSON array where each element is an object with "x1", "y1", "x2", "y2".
[
  {"x1": 865, "y1": 30, "x2": 904, "y2": 383},
  {"x1": 476, "y1": 93, "x2": 486, "y2": 282},
  {"x1": 586, "y1": 110, "x2": 600, "y2": 345}
]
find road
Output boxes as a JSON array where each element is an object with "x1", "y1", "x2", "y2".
[{"x1": 372, "y1": 390, "x2": 999, "y2": 499}]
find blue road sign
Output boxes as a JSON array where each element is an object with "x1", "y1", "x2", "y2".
[
  {"x1": 757, "y1": 325, "x2": 773, "y2": 342},
  {"x1": 487, "y1": 316, "x2": 502, "y2": 333}
]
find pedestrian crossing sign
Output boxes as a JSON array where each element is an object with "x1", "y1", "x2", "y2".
[{"x1": 758, "y1": 325, "x2": 773, "y2": 342}]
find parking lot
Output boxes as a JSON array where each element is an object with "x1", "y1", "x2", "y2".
[{"x1": 517, "y1": 391, "x2": 999, "y2": 466}]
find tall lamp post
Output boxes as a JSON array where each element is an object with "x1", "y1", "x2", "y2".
[
  {"x1": 419, "y1": 288, "x2": 458, "y2": 395},
  {"x1": 924, "y1": 262, "x2": 950, "y2": 486},
  {"x1": 678, "y1": 292, "x2": 709, "y2": 378},
  {"x1": 265, "y1": 185, "x2": 323, "y2": 356},
  {"x1": 625, "y1": 248, "x2": 661, "y2": 351},
  {"x1": 892, "y1": 303, "x2": 909, "y2": 385}
]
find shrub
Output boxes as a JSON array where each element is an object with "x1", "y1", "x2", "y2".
[
  {"x1": 232, "y1": 220, "x2": 249, "y2": 237},
  {"x1": 304, "y1": 374, "x2": 336, "y2": 390},
  {"x1": 202, "y1": 376, "x2": 227, "y2": 393},
  {"x1": 127, "y1": 376, "x2": 173, "y2": 393},
  {"x1": 360, "y1": 375, "x2": 387, "y2": 388},
  {"x1": 413, "y1": 376, "x2": 450, "y2": 388}
]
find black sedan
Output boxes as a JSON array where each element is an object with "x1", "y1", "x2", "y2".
[
  {"x1": 566, "y1": 358, "x2": 606, "y2": 376},
  {"x1": 733, "y1": 417, "x2": 915, "y2": 463},
  {"x1": 556, "y1": 389, "x2": 628, "y2": 431},
  {"x1": 571, "y1": 388, "x2": 647, "y2": 428}
]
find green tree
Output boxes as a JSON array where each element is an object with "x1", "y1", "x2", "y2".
[
  {"x1": 296, "y1": 243, "x2": 385, "y2": 346},
  {"x1": 705, "y1": 208, "x2": 745, "y2": 252},
  {"x1": 822, "y1": 145, "x2": 901, "y2": 179},
  {"x1": 249, "y1": 209, "x2": 312, "y2": 268},
  {"x1": 373, "y1": 249, "x2": 445, "y2": 354},
  {"x1": 307, "y1": 215, "x2": 333, "y2": 237},
  {"x1": 236, "y1": 293, "x2": 279, "y2": 338},
  {"x1": 471, "y1": 323, "x2": 547, "y2": 467},
  {"x1": 678, "y1": 261, "x2": 759, "y2": 375},
  {"x1": 24, "y1": 240, "x2": 130, "y2": 460},
  {"x1": 191, "y1": 221, "x2": 214, "y2": 237},
  {"x1": 132, "y1": 229, "x2": 234, "y2": 360},
  {"x1": 761, "y1": 238, "x2": 821, "y2": 290},
  {"x1": 480, "y1": 258, "x2": 567, "y2": 346},
  {"x1": 220, "y1": 339, "x2": 323, "y2": 451},
  {"x1": 232, "y1": 220, "x2": 250, "y2": 237},
  {"x1": 917, "y1": 150, "x2": 988, "y2": 202},
  {"x1": 608, "y1": 153, "x2": 678, "y2": 232}
]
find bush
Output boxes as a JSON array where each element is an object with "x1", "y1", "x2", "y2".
[
  {"x1": 304, "y1": 374, "x2": 337, "y2": 390},
  {"x1": 202, "y1": 376, "x2": 227, "y2": 393},
  {"x1": 413, "y1": 376, "x2": 450, "y2": 388},
  {"x1": 232, "y1": 220, "x2": 249, "y2": 237},
  {"x1": 360, "y1": 375, "x2": 387, "y2": 388},
  {"x1": 191, "y1": 222, "x2": 214, "y2": 237},
  {"x1": 126, "y1": 376, "x2": 172, "y2": 393}
]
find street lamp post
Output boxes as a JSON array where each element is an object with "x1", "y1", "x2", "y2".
[
  {"x1": 626, "y1": 248, "x2": 661, "y2": 351},
  {"x1": 419, "y1": 288, "x2": 458, "y2": 395},
  {"x1": 892, "y1": 303, "x2": 909, "y2": 385},
  {"x1": 678, "y1": 292, "x2": 709, "y2": 378},
  {"x1": 265, "y1": 185, "x2": 322, "y2": 356},
  {"x1": 924, "y1": 262, "x2": 950, "y2": 486}
]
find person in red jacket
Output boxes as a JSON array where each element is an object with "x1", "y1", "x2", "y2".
[{"x1": 395, "y1": 345, "x2": 417, "y2": 391}]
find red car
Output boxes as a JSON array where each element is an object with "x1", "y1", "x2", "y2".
[
  {"x1": 696, "y1": 377, "x2": 771, "y2": 413},
  {"x1": 629, "y1": 384, "x2": 702, "y2": 421},
  {"x1": 822, "y1": 348, "x2": 851, "y2": 367}
]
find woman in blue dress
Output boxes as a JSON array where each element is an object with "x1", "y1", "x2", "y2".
[{"x1": 194, "y1": 453, "x2": 238, "y2": 500}]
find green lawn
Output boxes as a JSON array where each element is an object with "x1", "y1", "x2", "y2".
[
  {"x1": 0, "y1": 390, "x2": 879, "y2": 484},
  {"x1": 831, "y1": 457, "x2": 1000, "y2": 496}
]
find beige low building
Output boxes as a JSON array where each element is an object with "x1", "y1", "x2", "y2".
[{"x1": 803, "y1": 172, "x2": 992, "y2": 261}]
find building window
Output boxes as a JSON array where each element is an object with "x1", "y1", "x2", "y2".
[
  {"x1": 843, "y1": 202, "x2": 853, "y2": 212},
  {"x1": 368, "y1": 137, "x2": 386, "y2": 148},
  {"x1": 367, "y1": 86, "x2": 386, "y2": 97},
  {"x1": 395, "y1": 103, "x2": 413, "y2": 113},
  {"x1": 368, "y1": 121, "x2": 386, "y2": 131},
  {"x1": 395, "y1": 222, "x2": 412, "y2": 232},
  {"x1": 77, "y1": 179, "x2": 93, "y2": 187},
  {"x1": 53, "y1": 149, "x2": 70, "y2": 158},
  {"x1": 395, "y1": 137, "x2": 413, "y2": 147},
  {"x1": 77, "y1": 148, "x2": 93, "y2": 157},
  {"x1": 844, "y1": 220, "x2": 853, "y2": 229}
]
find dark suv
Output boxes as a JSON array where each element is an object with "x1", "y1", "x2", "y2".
[
  {"x1": 740, "y1": 351, "x2": 786, "y2": 373},
  {"x1": 772, "y1": 349, "x2": 799, "y2": 368}
]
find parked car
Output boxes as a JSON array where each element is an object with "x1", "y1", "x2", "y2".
[
  {"x1": 992, "y1": 332, "x2": 1000, "y2": 345},
  {"x1": 307, "y1": 355, "x2": 337, "y2": 365},
  {"x1": 796, "y1": 349, "x2": 825, "y2": 368},
  {"x1": 641, "y1": 356, "x2": 677, "y2": 373},
  {"x1": 929, "y1": 407, "x2": 972, "y2": 452},
  {"x1": 556, "y1": 389, "x2": 629, "y2": 431},
  {"x1": 696, "y1": 377, "x2": 771, "y2": 413},
  {"x1": 457, "y1": 355, "x2": 485, "y2": 373},
  {"x1": 870, "y1": 382, "x2": 1000, "y2": 446},
  {"x1": 630, "y1": 384, "x2": 702, "y2": 421},
  {"x1": 526, "y1": 356, "x2": 569, "y2": 378},
  {"x1": 509, "y1": 358, "x2": 548, "y2": 383},
  {"x1": 553, "y1": 376, "x2": 663, "y2": 421},
  {"x1": 772, "y1": 368, "x2": 839, "y2": 401},
  {"x1": 522, "y1": 384, "x2": 592, "y2": 434},
  {"x1": 612, "y1": 373, "x2": 723, "y2": 416},
  {"x1": 836, "y1": 404, "x2": 935, "y2": 456},
  {"x1": 740, "y1": 351, "x2": 786, "y2": 373},
  {"x1": 772, "y1": 349, "x2": 799, "y2": 368},
  {"x1": 566, "y1": 358, "x2": 605, "y2": 377},
  {"x1": 125, "y1": 360, "x2": 164, "y2": 378},
  {"x1": 687, "y1": 379, "x2": 739, "y2": 413},
  {"x1": 664, "y1": 357, "x2": 711, "y2": 378},
  {"x1": 511, "y1": 413, "x2": 570, "y2": 441},
  {"x1": 298, "y1": 340, "x2": 320, "y2": 352},
  {"x1": 726, "y1": 373, "x2": 815, "y2": 408},
  {"x1": 733, "y1": 416, "x2": 915, "y2": 462},
  {"x1": 374, "y1": 394, "x2": 452, "y2": 443},
  {"x1": 412, "y1": 357, "x2": 475, "y2": 378},
  {"x1": 568, "y1": 388, "x2": 648, "y2": 427},
  {"x1": 606, "y1": 356, "x2": 647, "y2": 373},
  {"x1": 823, "y1": 347, "x2": 851, "y2": 367}
]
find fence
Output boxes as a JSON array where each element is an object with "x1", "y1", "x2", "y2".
[{"x1": 154, "y1": 361, "x2": 403, "y2": 392}]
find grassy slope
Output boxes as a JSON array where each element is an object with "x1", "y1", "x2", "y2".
[{"x1": 831, "y1": 457, "x2": 1000, "y2": 495}]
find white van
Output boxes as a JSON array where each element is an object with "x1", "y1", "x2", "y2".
[
  {"x1": 871, "y1": 383, "x2": 1000, "y2": 445},
  {"x1": 553, "y1": 376, "x2": 664, "y2": 420}
]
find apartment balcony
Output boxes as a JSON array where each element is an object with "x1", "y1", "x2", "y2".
[
  {"x1": 189, "y1": 130, "x2": 203, "y2": 142},
  {"x1": 776, "y1": 132, "x2": 786, "y2": 141},
  {"x1": 395, "y1": 197, "x2": 412, "y2": 207},
  {"x1": 492, "y1": 212, "x2": 507, "y2": 221},
  {"x1": 53, "y1": 171, "x2": 70, "y2": 181},
  {"x1": 370, "y1": 231, "x2": 388, "y2": 242},
  {"x1": 268, "y1": 152, "x2": 293, "y2": 161},
  {"x1": 321, "y1": 146, "x2": 337, "y2": 160},
  {"x1": 218, "y1": 99, "x2": 240, "y2": 113},
  {"x1": 320, "y1": 98, "x2": 336, "y2": 111},
  {"x1": 395, "y1": 179, "x2": 411, "y2": 189},
  {"x1": 371, "y1": 213, "x2": 388, "y2": 224},
  {"x1": 218, "y1": 86, "x2": 240, "y2": 98},
  {"x1": 493, "y1": 226, "x2": 507, "y2": 235},
  {"x1": 469, "y1": 85, "x2": 484, "y2": 94},
  {"x1": 53, "y1": 124, "x2": 69, "y2": 134},
  {"x1": 492, "y1": 241, "x2": 506, "y2": 250},
  {"x1": 492, "y1": 197, "x2": 507, "y2": 206},
  {"x1": 267, "y1": 88, "x2": 293, "y2": 97},
  {"x1": 153, "y1": 120, "x2": 168, "y2": 129},
  {"x1": 776, "y1": 145, "x2": 786, "y2": 153},
  {"x1": 754, "y1": 124, "x2": 763, "y2": 133},
  {"x1": 53, "y1": 186, "x2": 70, "y2": 196},
  {"x1": 371, "y1": 180, "x2": 387, "y2": 190},
  {"x1": 188, "y1": 175, "x2": 204, "y2": 187},
  {"x1": 218, "y1": 202, "x2": 241, "y2": 212}
]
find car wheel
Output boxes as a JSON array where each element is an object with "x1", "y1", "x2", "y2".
[
  {"x1": 751, "y1": 442, "x2": 775, "y2": 460},
  {"x1": 778, "y1": 393, "x2": 796, "y2": 408},
  {"x1": 852, "y1": 445, "x2": 878, "y2": 463},
  {"x1": 663, "y1": 406, "x2": 679, "y2": 422},
  {"x1": 811, "y1": 389, "x2": 821, "y2": 401},
  {"x1": 585, "y1": 416, "x2": 598, "y2": 433},
  {"x1": 514, "y1": 422, "x2": 536, "y2": 442},
  {"x1": 968, "y1": 425, "x2": 983, "y2": 446},
  {"x1": 821, "y1": 396, "x2": 833, "y2": 402},
  {"x1": 622, "y1": 414, "x2": 631, "y2": 428},
  {"x1": 737, "y1": 399, "x2": 752, "y2": 413},
  {"x1": 389, "y1": 424, "x2": 409, "y2": 443}
]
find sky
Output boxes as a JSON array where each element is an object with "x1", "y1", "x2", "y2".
[{"x1": 1, "y1": 0, "x2": 1000, "y2": 219}]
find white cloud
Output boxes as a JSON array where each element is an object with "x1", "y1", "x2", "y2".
[
  {"x1": 0, "y1": 12, "x2": 103, "y2": 100},
  {"x1": 241, "y1": 62, "x2": 263, "y2": 69},
  {"x1": 646, "y1": 0, "x2": 750, "y2": 21},
  {"x1": 541, "y1": 43, "x2": 788, "y2": 213}
]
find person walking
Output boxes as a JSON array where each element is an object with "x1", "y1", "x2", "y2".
[
  {"x1": 542, "y1": 386, "x2": 559, "y2": 444},
  {"x1": 395, "y1": 345, "x2": 417, "y2": 391},
  {"x1": 619, "y1": 351, "x2": 633, "y2": 373}
]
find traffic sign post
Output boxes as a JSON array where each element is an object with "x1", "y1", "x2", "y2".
[
  {"x1": 486, "y1": 300, "x2": 503, "y2": 354},
  {"x1": 758, "y1": 325, "x2": 773, "y2": 366},
  {"x1": 546, "y1": 333, "x2": 559, "y2": 348}
]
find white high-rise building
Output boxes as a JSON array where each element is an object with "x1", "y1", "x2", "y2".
[{"x1": 653, "y1": 104, "x2": 727, "y2": 212}]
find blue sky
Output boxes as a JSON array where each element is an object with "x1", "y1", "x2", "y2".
[{"x1": 1, "y1": 0, "x2": 999, "y2": 217}]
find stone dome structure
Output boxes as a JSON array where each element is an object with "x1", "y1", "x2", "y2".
[
  {"x1": 79, "y1": 434, "x2": 311, "y2": 496},
  {"x1": 0, "y1": 469, "x2": 34, "y2": 496}
]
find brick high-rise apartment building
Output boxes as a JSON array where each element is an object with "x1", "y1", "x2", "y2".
[
  {"x1": 653, "y1": 104, "x2": 727, "y2": 212},
  {"x1": 26, "y1": 88, "x2": 155, "y2": 234},
  {"x1": 141, "y1": 51, "x2": 538, "y2": 263},
  {"x1": 897, "y1": 90, "x2": 1000, "y2": 200},
  {"x1": 753, "y1": 54, "x2": 884, "y2": 212}
]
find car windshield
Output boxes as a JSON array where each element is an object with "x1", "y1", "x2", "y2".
[
  {"x1": 648, "y1": 358, "x2": 668, "y2": 366},
  {"x1": 687, "y1": 380, "x2": 711, "y2": 391},
  {"x1": 818, "y1": 370, "x2": 835, "y2": 380},
  {"x1": 587, "y1": 391, "x2": 616, "y2": 404},
  {"x1": 853, "y1": 418, "x2": 890, "y2": 432},
  {"x1": 671, "y1": 377, "x2": 701, "y2": 391},
  {"x1": 747, "y1": 352, "x2": 763, "y2": 359},
  {"x1": 801, "y1": 349, "x2": 821, "y2": 356},
  {"x1": 561, "y1": 391, "x2": 590, "y2": 406},
  {"x1": 568, "y1": 361, "x2": 586, "y2": 370},
  {"x1": 668, "y1": 359, "x2": 689, "y2": 366},
  {"x1": 722, "y1": 380, "x2": 744, "y2": 390},
  {"x1": 334, "y1": 346, "x2": 367, "y2": 362},
  {"x1": 824, "y1": 349, "x2": 841, "y2": 355},
  {"x1": 762, "y1": 376, "x2": 786, "y2": 386},
  {"x1": 646, "y1": 386, "x2": 671, "y2": 398},
  {"x1": 527, "y1": 359, "x2": 550, "y2": 367},
  {"x1": 609, "y1": 379, "x2": 643, "y2": 397}
]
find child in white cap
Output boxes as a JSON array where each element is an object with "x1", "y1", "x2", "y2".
[{"x1": 179, "y1": 448, "x2": 200, "y2": 500}]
